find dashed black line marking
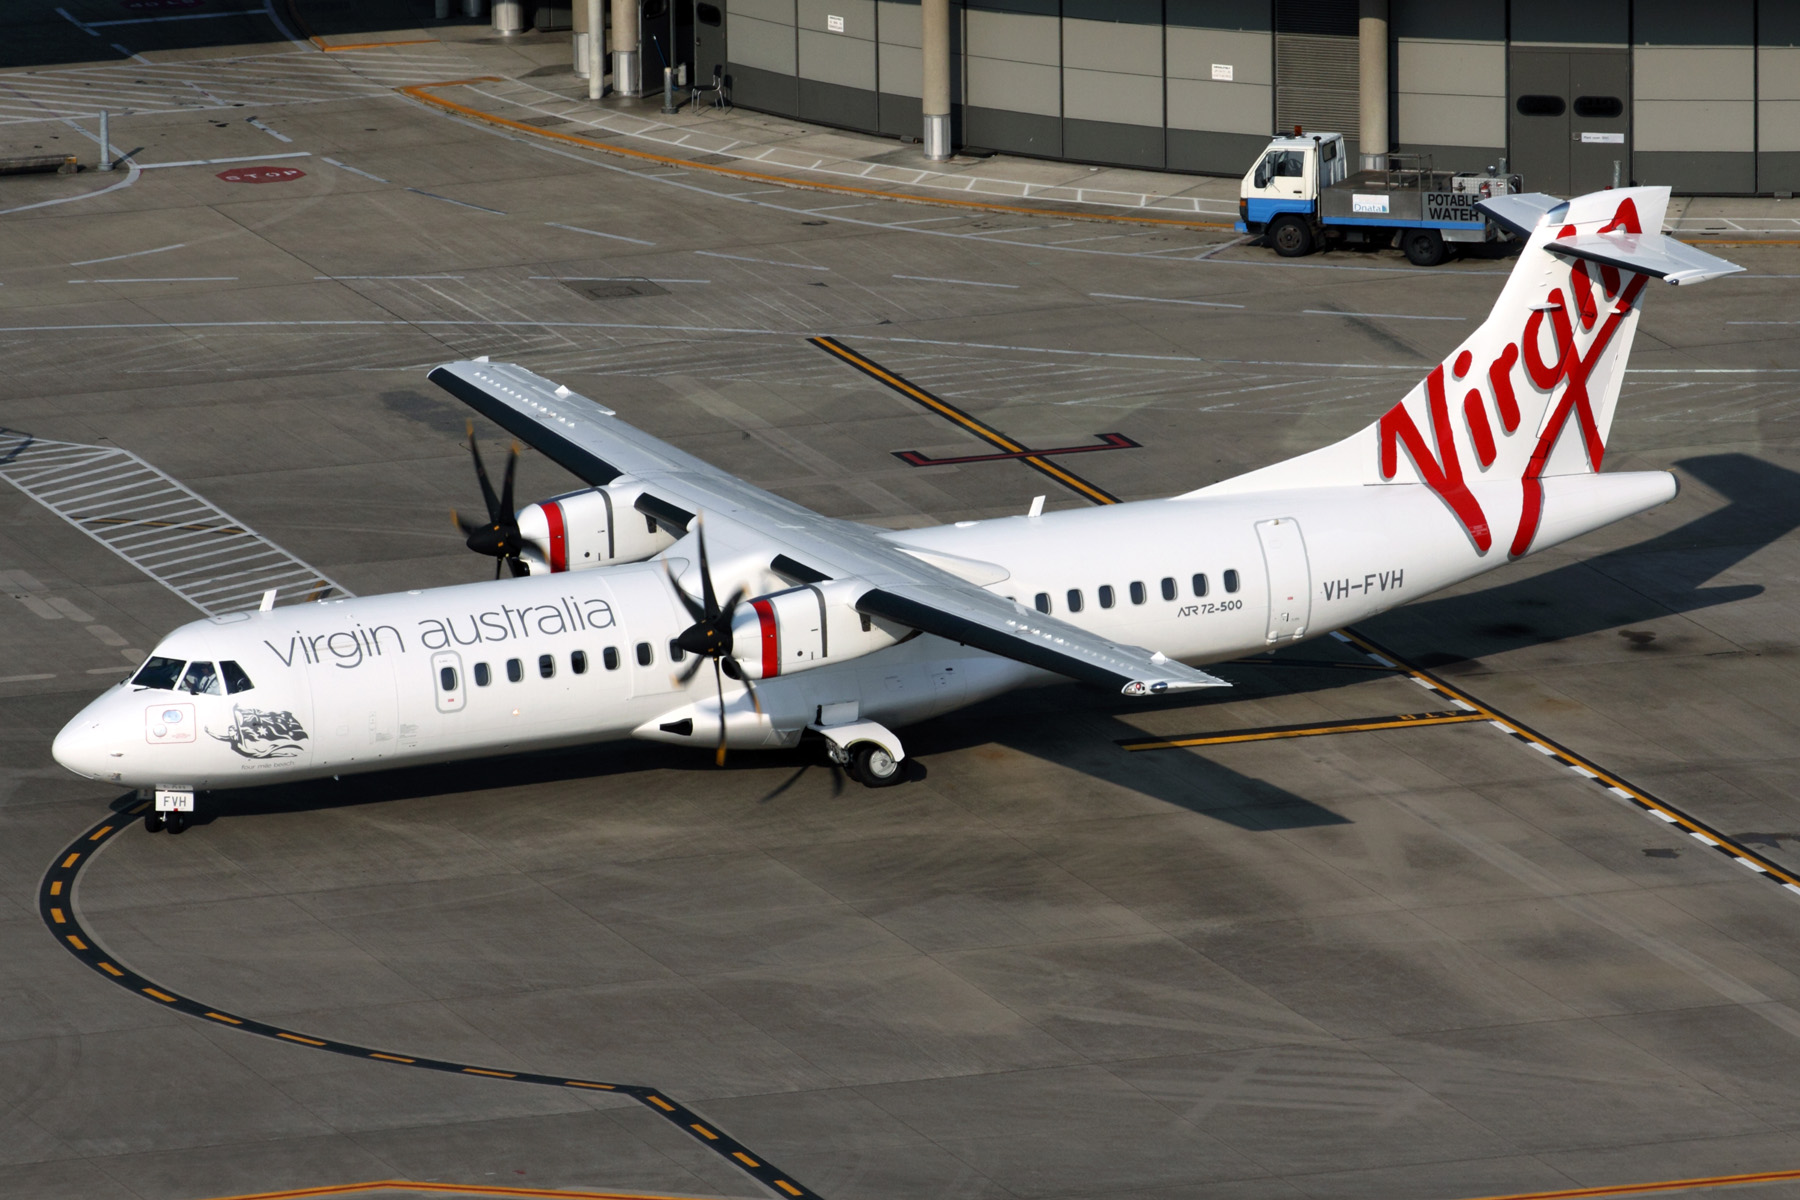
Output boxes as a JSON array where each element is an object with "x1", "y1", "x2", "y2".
[{"x1": 39, "y1": 811, "x2": 820, "y2": 1199}]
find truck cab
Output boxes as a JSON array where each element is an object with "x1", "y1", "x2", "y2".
[{"x1": 1239, "y1": 132, "x2": 1347, "y2": 238}]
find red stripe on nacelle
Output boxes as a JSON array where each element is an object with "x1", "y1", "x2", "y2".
[
  {"x1": 543, "y1": 501, "x2": 568, "y2": 573},
  {"x1": 752, "y1": 598, "x2": 779, "y2": 678}
]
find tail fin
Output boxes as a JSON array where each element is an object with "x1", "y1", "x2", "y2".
[{"x1": 1188, "y1": 186, "x2": 1741, "y2": 559}]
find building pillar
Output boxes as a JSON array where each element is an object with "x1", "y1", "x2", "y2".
[
  {"x1": 1358, "y1": 0, "x2": 1389, "y2": 170},
  {"x1": 921, "y1": 0, "x2": 951, "y2": 161},
  {"x1": 612, "y1": 0, "x2": 640, "y2": 97},
  {"x1": 587, "y1": 0, "x2": 604, "y2": 99}
]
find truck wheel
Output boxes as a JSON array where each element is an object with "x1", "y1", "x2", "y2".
[
  {"x1": 1402, "y1": 229, "x2": 1445, "y2": 266},
  {"x1": 1269, "y1": 216, "x2": 1314, "y2": 258}
]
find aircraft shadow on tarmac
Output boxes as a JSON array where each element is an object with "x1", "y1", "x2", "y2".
[{"x1": 114, "y1": 454, "x2": 1790, "y2": 834}]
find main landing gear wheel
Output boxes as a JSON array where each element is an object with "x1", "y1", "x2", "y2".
[
  {"x1": 143, "y1": 810, "x2": 164, "y2": 833},
  {"x1": 849, "y1": 742, "x2": 903, "y2": 788},
  {"x1": 1402, "y1": 228, "x2": 1446, "y2": 266},
  {"x1": 1268, "y1": 215, "x2": 1314, "y2": 258}
]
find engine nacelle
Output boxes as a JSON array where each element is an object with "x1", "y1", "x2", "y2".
[
  {"x1": 730, "y1": 581, "x2": 908, "y2": 680},
  {"x1": 516, "y1": 484, "x2": 676, "y2": 573}
]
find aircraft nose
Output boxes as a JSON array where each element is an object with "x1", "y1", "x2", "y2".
[{"x1": 53, "y1": 716, "x2": 114, "y2": 781}]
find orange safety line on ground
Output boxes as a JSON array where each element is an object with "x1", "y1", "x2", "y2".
[
  {"x1": 396, "y1": 80, "x2": 1236, "y2": 232},
  {"x1": 1120, "y1": 711, "x2": 1483, "y2": 750},
  {"x1": 1453, "y1": 1164, "x2": 1800, "y2": 1200},
  {"x1": 192, "y1": 1181, "x2": 711, "y2": 1200}
]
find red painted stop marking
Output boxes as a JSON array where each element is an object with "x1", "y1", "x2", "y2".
[{"x1": 217, "y1": 166, "x2": 306, "y2": 184}]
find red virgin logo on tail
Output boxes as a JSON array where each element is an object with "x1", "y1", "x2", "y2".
[{"x1": 1378, "y1": 197, "x2": 1646, "y2": 559}]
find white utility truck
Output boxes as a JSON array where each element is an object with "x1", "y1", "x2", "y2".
[{"x1": 1235, "y1": 131, "x2": 1524, "y2": 265}]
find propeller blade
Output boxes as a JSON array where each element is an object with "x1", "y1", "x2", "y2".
[
  {"x1": 465, "y1": 422, "x2": 502, "y2": 522},
  {"x1": 676, "y1": 654, "x2": 707, "y2": 684},
  {"x1": 499, "y1": 442, "x2": 519, "y2": 520},
  {"x1": 493, "y1": 558, "x2": 503, "y2": 581},
  {"x1": 713, "y1": 658, "x2": 728, "y2": 767},
  {"x1": 662, "y1": 559, "x2": 708, "y2": 623},
  {"x1": 695, "y1": 518, "x2": 718, "y2": 617},
  {"x1": 505, "y1": 556, "x2": 529, "y2": 579},
  {"x1": 740, "y1": 670, "x2": 763, "y2": 716},
  {"x1": 452, "y1": 509, "x2": 483, "y2": 536}
]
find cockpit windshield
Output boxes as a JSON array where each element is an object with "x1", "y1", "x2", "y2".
[
  {"x1": 180, "y1": 661, "x2": 221, "y2": 695},
  {"x1": 220, "y1": 660, "x2": 254, "y2": 694},
  {"x1": 130, "y1": 656, "x2": 185, "y2": 690}
]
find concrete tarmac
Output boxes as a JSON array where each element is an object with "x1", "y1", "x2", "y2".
[{"x1": 4, "y1": 12, "x2": 1800, "y2": 1200}]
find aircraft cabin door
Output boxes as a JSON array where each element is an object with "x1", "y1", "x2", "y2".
[{"x1": 1255, "y1": 517, "x2": 1311, "y2": 644}]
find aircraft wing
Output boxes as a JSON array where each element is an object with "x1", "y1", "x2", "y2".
[{"x1": 428, "y1": 359, "x2": 1226, "y2": 696}]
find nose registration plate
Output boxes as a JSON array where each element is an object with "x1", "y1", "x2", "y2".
[{"x1": 154, "y1": 789, "x2": 194, "y2": 812}]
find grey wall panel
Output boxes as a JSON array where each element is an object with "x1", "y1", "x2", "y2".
[
  {"x1": 1396, "y1": 38, "x2": 1504, "y2": 149},
  {"x1": 965, "y1": 56, "x2": 1060, "y2": 114},
  {"x1": 1397, "y1": 141, "x2": 1508, "y2": 174},
  {"x1": 799, "y1": 27, "x2": 876, "y2": 89},
  {"x1": 1634, "y1": 151, "x2": 1755, "y2": 195},
  {"x1": 1166, "y1": 0, "x2": 1270, "y2": 32},
  {"x1": 730, "y1": 62, "x2": 800, "y2": 115},
  {"x1": 730, "y1": 13, "x2": 797, "y2": 74},
  {"x1": 1166, "y1": 77, "x2": 1270, "y2": 135},
  {"x1": 732, "y1": 0, "x2": 794, "y2": 23},
  {"x1": 1063, "y1": 117, "x2": 1164, "y2": 168},
  {"x1": 1634, "y1": 48, "x2": 1754, "y2": 101},
  {"x1": 1166, "y1": 127, "x2": 1268, "y2": 173},
  {"x1": 799, "y1": 77, "x2": 881, "y2": 130},
  {"x1": 1064, "y1": 0, "x2": 1159, "y2": 23},
  {"x1": 797, "y1": 0, "x2": 874, "y2": 38},
  {"x1": 1510, "y1": 0, "x2": 1626, "y2": 46},
  {"x1": 965, "y1": 7, "x2": 1060, "y2": 64},
  {"x1": 1636, "y1": 100, "x2": 1753, "y2": 153},
  {"x1": 1064, "y1": 68, "x2": 1162, "y2": 126},
  {"x1": 1062, "y1": 16, "x2": 1158, "y2": 75},
  {"x1": 966, "y1": 0, "x2": 1057, "y2": 16},
  {"x1": 1391, "y1": 0, "x2": 1502, "y2": 41},
  {"x1": 880, "y1": 40, "x2": 922, "y2": 98},
  {"x1": 1634, "y1": 0, "x2": 1752, "y2": 44},
  {"x1": 964, "y1": 105, "x2": 1062, "y2": 155},
  {"x1": 1397, "y1": 91, "x2": 1505, "y2": 151},
  {"x1": 1760, "y1": 100, "x2": 1800, "y2": 150},
  {"x1": 1167, "y1": 27, "x2": 1271, "y2": 83},
  {"x1": 878, "y1": 92, "x2": 922, "y2": 137},
  {"x1": 1760, "y1": 152, "x2": 1800, "y2": 192},
  {"x1": 877, "y1": 0, "x2": 920, "y2": 48}
]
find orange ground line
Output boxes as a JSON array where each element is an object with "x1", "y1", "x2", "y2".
[
  {"x1": 315, "y1": 38, "x2": 438, "y2": 51},
  {"x1": 397, "y1": 80, "x2": 1236, "y2": 232},
  {"x1": 1455, "y1": 1165, "x2": 1800, "y2": 1200},
  {"x1": 193, "y1": 1179, "x2": 713, "y2": 1200}
]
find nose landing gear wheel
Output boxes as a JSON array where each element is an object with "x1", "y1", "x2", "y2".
[
  {"x1": 164, "y1": 810, "x2": 188, "y2": 834},
  {"x1": 143, "y1": 810, "x2": 164, "y2": 833},
  {"x1": 850, "y1": 741, "x2": 902, "y2": 788}
]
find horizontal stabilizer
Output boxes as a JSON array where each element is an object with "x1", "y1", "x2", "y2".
[
  {"x1": 1544, "y1": 231, "x2": 1744, "y2": 286},
  {"x1": 1475, "y1": 192, "x2": 1565, "y2": 238}
]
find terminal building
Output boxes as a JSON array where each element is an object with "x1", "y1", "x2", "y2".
[{"x1": 702, "y1": 0, "x2": 1798, "y2": 196}]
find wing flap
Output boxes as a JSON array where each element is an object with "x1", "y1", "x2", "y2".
[{"x1": 857, "y1": 585, "x2": 1228, "y2": 696}]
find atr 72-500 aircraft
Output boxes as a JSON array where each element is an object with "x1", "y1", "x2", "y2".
[{"x1": 54, "y1": 187, "x2": 1740, "y2": 831}]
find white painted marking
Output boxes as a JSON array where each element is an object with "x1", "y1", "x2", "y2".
[
  {"x1": 0, "y1": 673, "x2": 56, "y2": 684},
  {"x1": 1367, "y1": 654, "x2": 1396, "y2": 667},
  {"x1": 545, "y1": 221, "x2": 656, "y2": 245},
  {"x1": 69, "y1": 277, "x2": 235, "y2": 284},
  {"x1": 694, "y1": 250, "x2": 827, "y2": 270},
  {"x1": 1569, "y1": 765, "x2": 1597, "y2": 778},
  {"x1": 1530, "y1": 742, "x2": 1557, "y2": 756},
  {"x1": 405, "y1": 188, "x2": 505, "y2": 215},
  {"x1": 138, "y1": 152, "x2": 311, "y2": 170},
  {"x1": 1302, "y1": 309, "x2": 1467, "y2": 321},
  {"x1": 1410, "y1": 676, "x2": 1435, "y2": 688},
  {"x1": 84, "y1": 9, "x2": 267, "y2": 27},
  {"x1": 1785, "y1": 884, "x2": 1800, "y2": 896},
  {"x1": 1691, "y1": 832, "x2": 1720, "y2": 846},
  {"x1": 1090, "y1": 292, "x2": 1245, "y2": 309},
  {"x1": 72, "y1": 243, "x2": 185, "y2": 267},
  {"x1": 1450, "y1": 699, "x2": 1475, "y2": 712},
  {"x1": 1651, "y1": 810, "x2": 1679, "y2": 822},
  {"x1": 246, "y1": 116, "x2": 291, "y2": 143},
  {"x1": 110, "y1": 43, "x2": 152, "y2": 65},
  {"x1": 893, "y1": 274, "x2": 1019, "y2": 289},
  {"x1": 322, "y1": 156, "x2": 387, "y2": 183},
  {"x1": 529, "y1": 276, "x2": 710, "y2": 284},
  {"x1": 316, "y1": 275, "x2": 464, "y2": 280},
  {"x1": 1609, "y1": 787, "x2": 1635, "y2": 799},
  {"x1": 1736, "y1": 858, "x2": 1768, "y2": 873}
]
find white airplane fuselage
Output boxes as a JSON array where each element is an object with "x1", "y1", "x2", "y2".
[{"x1": 52, "y1": 470, "x2": 1674, "y2": 792}]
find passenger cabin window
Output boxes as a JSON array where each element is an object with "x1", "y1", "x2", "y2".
[
  {"x1": 474, "y1": 662, "x2": 491, "y2": 686},
  {"x1": 635, "y1": 642, "x2": 654, "y2": 666},
  {"x1": 439, "y1": 665, "x2": 458, "y2": 691},
  {"x1": 180, "y1": 661, "x2": 220, "y2": 695},
  {"x1": 1098, "y1": 585, "x2": 1116, "y2": 610},
  {"x1": 131, "y1": 656, "x2": 184, "y2": 690},
  {"x1": 220, "y1": 660, "x2": 254, "y2": 694},
  {"x1": 1066, "y1": 588, "x2": 1084, "y2": 614},
  {"x1": 1160, "y1": 577, "x2": 1176, "y2": 602},
  {"x1": 506, "y1": 658, "x2": 523, "y2": 683},
  {"x1": 1129, "y1": 581, "x2": 1146, "y2": 605},
  {"x1": 538, "y1": 653, "x2": 556, "y2": 679},
  {"x1": 1224, "y1": 569, "x2": 1241, "y2": 593},
  {"x1": 603, "y1": 646, "x2": 621, "y2": 670},
  {"x1": 1034, "y1": 592, "x2": 1051, "y2": 614},
  {"x1": 571, "y1": 650, "x2": 588, "y2": 675},
  {"x1": 1192, "y1": 573, "x2": 1209, "y2": 598},
  {"x1": 669, "y1": 640, "x2": 686, "y2": 663}
]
